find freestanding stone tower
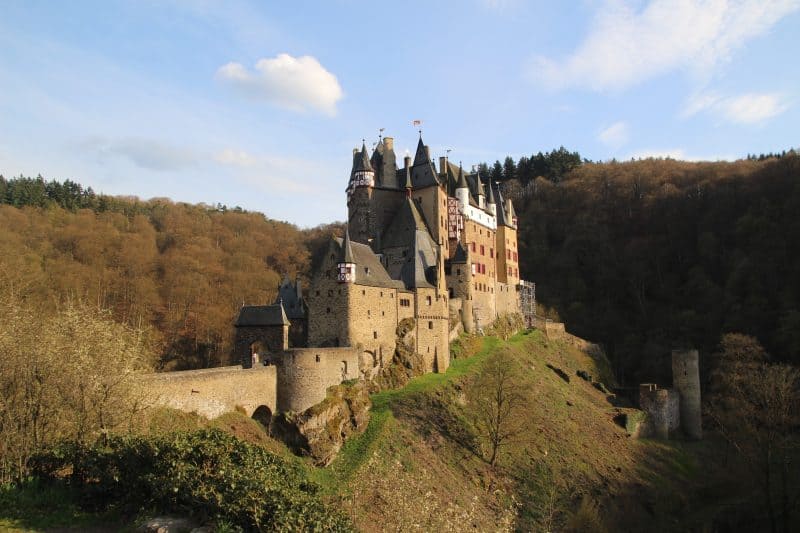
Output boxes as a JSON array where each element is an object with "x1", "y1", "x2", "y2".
[{"x1": 671, "y1": 349, "x2": 702, "y2": 439}]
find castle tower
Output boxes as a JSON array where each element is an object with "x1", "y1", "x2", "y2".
[
  {"x1": 486, "y1": 176, "x2": 496, "y2": 216},
  {"x1": 337, "y1": 229, "x2": 357, "y2": 284},
  {"x1": 347, "y1": 143, "x2": 375, "y2": 244},
  {"x1": 672, "y1": 349, "x2": 702, "y2": 440},
  {"x1": 455, "y1": 164, "x2": 469, "y2": 209}
]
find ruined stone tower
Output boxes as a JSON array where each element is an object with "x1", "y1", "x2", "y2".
[{"x1": 671, "y1": 349, "x2": 702, "y2": 439}]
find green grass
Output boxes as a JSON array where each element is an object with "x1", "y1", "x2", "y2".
[{"x1": 311, "y1": 333, "x2": 510, "y2": 492}]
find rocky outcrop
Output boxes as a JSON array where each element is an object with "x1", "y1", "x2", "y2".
[
  {"x1": 271, "y1": 381, "x2": 371, "y2": 466},
  {"x1": 369, "y1": 318, "x2": 427, "y2": 392}
]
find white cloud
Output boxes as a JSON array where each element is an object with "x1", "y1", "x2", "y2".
[
  {"x1": 216, "y1": 53, "x2": 344, "y2": 116},
  {"x1": 530, "y1": 0, "x2": 800, "y2": 91},
  {"x1": 683, "y1": 91, "x2": 789, "y2": 123},
  {"x1": 598, "y1": 121, "x2": 630, "y2": 147},
  {"x1": 84, "y1": 137, "x2": 197, "y2": 171},
  {"x1": 214, "y1": 148, "x2": 257, "y2": 167}
]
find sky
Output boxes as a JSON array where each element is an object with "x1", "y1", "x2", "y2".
[{"x1": 1, "y1": 0, "x2": 798, "y2": 227}]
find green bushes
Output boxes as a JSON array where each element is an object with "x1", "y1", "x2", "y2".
[{"x1": 32, "y1": 429, "x2": 351, "y2": 532}]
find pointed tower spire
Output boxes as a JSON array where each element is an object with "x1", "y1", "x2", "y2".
[
  {"x1": 337, "y1": 229, "x2": 357, "y2": 283},
  {"x1": 412, "y1": 135, "x2": 429, "y2": 167},
  {"x1": 348, "y1": 141, "x2": 375, "y2": 193},
  {"x1": 456, "y1": 163, "x2": 468, "y2": 189},
  {"x1": 456, "y1": 162, "x2": 470, "y2": 209}
]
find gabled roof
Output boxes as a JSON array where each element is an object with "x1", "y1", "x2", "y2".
[
  {"x1": 381, "y1": 197, "x2": 430, "y2": 249},
  {"x1": 235, "y1": 303, "x2": 289, "y2": 327},
  {"x1": 276, "y1": 275, "x2": 306, "y2": 320},
  {"x1": 334, "y1": 237, "x2": 405, "y2": 289},
  {"x1": 450, "y1": 241, "x2": 469, "y2": 264},
  {"x1": 410, "y1": 135, "x2": 440, "y2": 189},
  {"x1": 400, "y1": 230, "x2": 438, "y2": 289}
]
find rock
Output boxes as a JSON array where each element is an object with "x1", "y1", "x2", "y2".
[
  {"x1": 139, "y1": 516, "x2": 198, "y2": 533},
  {"x1": 593, "y1": 381, "x2": 611, "y2": 394},
  {"x1": 576, "y1": 369, "x2": 592, "y2": 382},
  {"x1": 546, "y1": 363, "x2": 571, "y2": 383},
  {"x1": 271, "y1": 381, "x2": 371, "y2": 466}
]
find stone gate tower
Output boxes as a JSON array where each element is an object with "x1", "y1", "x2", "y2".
[{"x1": 672, "y1": 349, "x2": 702, "y2": 439}]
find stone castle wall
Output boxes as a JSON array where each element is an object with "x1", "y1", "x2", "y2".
[
  {"x1": 495, "y1": 281, "x2": 520, "y2": 316},
  {"x1": 413, "y1": 286, "x2": 450, "y2": 373},
  {"x1": 235, "y1": 325, "x2": 287, "y2": 368},
  {"x1": 347, "y1": 283, "x2": 399, "y2": 375},
  {"x1": 307, "y1": 246, "x2": 350, "y2": 347},
  {"x1": 638, "y1": 384, "x2": 680, "y2": 438},
  {"x1": 276, "y1": 347, "x2": 360, "y2": 413},
  {"x1": 139, "y1": 365, "x2": 277, "y2": 420}
]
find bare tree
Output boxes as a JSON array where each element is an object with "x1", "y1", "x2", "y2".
[
  {"x1": 468, "y1": 350, "x2": 527, "y2": 467},
  {"x1": 707, "y1": 335, "x2": 800, "y2": 533}
]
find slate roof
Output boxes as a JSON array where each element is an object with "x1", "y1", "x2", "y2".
[
  {"x1": 409, "y1": 136, "x2": 440, "y2": 189},
  {"x1": 334, "y1": 237, "x2": 405, "y2": 289},
  {"x1": 450, "y1": 241, "x2": 469, "y2": 264},
  {"x1": 235, "y1": 303, "x2": 289, "y2": 327},
  {"x1": 340, "y1": 228, "x2": 356, "y2": 263},
  {"x1": 353, "y1": 142, "x2": 373, "y2": 173},
  {"x1": 381, "y1": 197, "x2": 430, "y2": 249},
  {"x1": 400, "y1": 230, "x2": 438, "y2": 289},
  {"x1": 276, "y1": 275, "x2": 306, "y2": 320},
  {"x1": 494, "y1": 183, "x2": 517, "y2": 228}
]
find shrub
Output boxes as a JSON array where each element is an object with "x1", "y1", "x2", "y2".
[{"x1": 31, "y1": 429, "x2": 352, "y2": 531}]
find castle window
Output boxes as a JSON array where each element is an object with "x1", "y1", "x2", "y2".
[
  {"x1": 391, "y1": 293, "x2": 394, "y2": 298},
  {"x1": 362, "y1": 289, "x2": 366, "y2": 295},
  {"x1": 326, "y1": 307, "x2": 331, "y2": 313},
  {"x1": 316, "y1": 354, "x2": 321, "y2": 363},
  {"x1": 380, "y1": 291, "x2": 383, "y2": 297},
  {"x1": 338, "y1": 289, "x2": 341, "y2": 295},
  {"x1": 373, "y1": 331, "x2": 378, "y2": 339},
  {"x1": 364, "y1": 267, "x2": 370, "y2": 275},
  {"x1": 316, "y1": 290, "x2": 320, "y2": 296},
  {"x1": 471, "y1": 242, "x2": 476, "y2": 252},
  {"x1": 428, "y1": 321, "x2": 433, "y2": 329},
  {"x1": 328, "y1": 290, "x2": 333, "y2": 296},
  {"x1": 368, "y1": 310, "x2": 371, "y2": 317},
  {"x1": 426, "y1": 296, "x2": 432, "y2": 305},
  {"x1": 480, "y1": 245, "x2": 485, "y2": 255},
  {"x1": 490, "y1": 248, "x2": 494, "y2": 258},
  {"x1": 456, "y1": 268, "x2": 461, "y2": 276},
  {"x1": 382, "y1": 311, "x2": 385, "y2": 316}
]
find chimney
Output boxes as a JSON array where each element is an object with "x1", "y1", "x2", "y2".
[
  {"x1": 439, "y1": 156, "x2": 447, "y2": 174},
  {"x1": 353, "y1": 147, "x2": 358, "y2": 156},
  {"x1": 404, "y1": 155, "x2": 411, "y2": 169},
  {"x1": 384, "y1": 137, "x2": 394, "y2": 151},
  {"x1": 425, "y1": 145, "x2": 431, "y2": 162}
]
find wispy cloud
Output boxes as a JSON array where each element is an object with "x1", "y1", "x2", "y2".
[
  {"x1": 216, "y1": 53, "x2": 344, "y2": 116},
  {"x1": 84, "y1": 137, "x2": 197, "y2": 171},
  {"x1": 683, "y1": 91, "x2": 790, "y2": 123},
  {"x1": 598, "y1": 121, "x2": 629, "y2": 148},
  {"x1": 626, "y1": 148, "x2": 737, "y2": 161},
  {"x1": 214, "y1": 148, "x2": 326, "y2": 194},
  {"x1": 530, "y1": 0, "x2": 800, "y2": 91}
]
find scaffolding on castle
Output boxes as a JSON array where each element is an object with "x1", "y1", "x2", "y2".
[{"x1": 518, "y1": 280, "x2": 536, "y2": 328}]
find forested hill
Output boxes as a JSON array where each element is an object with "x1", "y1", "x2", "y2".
[
  {"x1": 0, "y1": 174, "x2": 343, "y2": 370},
  {"x1": 494, "y1": 151, "x2": 800, "y2": 385}
]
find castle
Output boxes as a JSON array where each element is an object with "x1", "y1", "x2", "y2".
[{"x1": 227, "y1": 133, "x2": 534, "y2": 414}]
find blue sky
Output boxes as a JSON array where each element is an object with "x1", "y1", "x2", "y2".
[{"x1": 1, "y1": 0, "x2": 798, "y2": 227}]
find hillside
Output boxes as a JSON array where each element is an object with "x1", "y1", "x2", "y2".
[
  {"x1": 503, "y1": 153, "x2": 800, "y2": 384},
  {"x1": 308, "y1": 330, "x2": 703, "y2": 532}
]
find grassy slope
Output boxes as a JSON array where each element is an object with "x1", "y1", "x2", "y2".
[{"x1": 312, "y1": 330, "x2": 704, "y2": 532}]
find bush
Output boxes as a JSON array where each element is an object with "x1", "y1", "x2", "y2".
[{"x1": 31, "y1": 429, "x2": 352, "y2": 531}]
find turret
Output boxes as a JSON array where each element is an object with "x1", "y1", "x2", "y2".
[
  {"x1": 347, "y1": 142, "x2": 374, "y2": 194},
  {"x1": 477, "y1": 174, "x2": 485, "y2": 209},
  {"x1": 337, "y1": 229, "x2": 356, "y2": 283},
  {"x1": 486, "y1": 180, "x2": 496, "y2": 216},
  {"x1": 455, "y1": 163, "x2": 469, "y2": 209}
]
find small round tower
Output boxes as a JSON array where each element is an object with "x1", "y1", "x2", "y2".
[{"x1": 672, "y1": 349, "x2": 702, "y2": 439}]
